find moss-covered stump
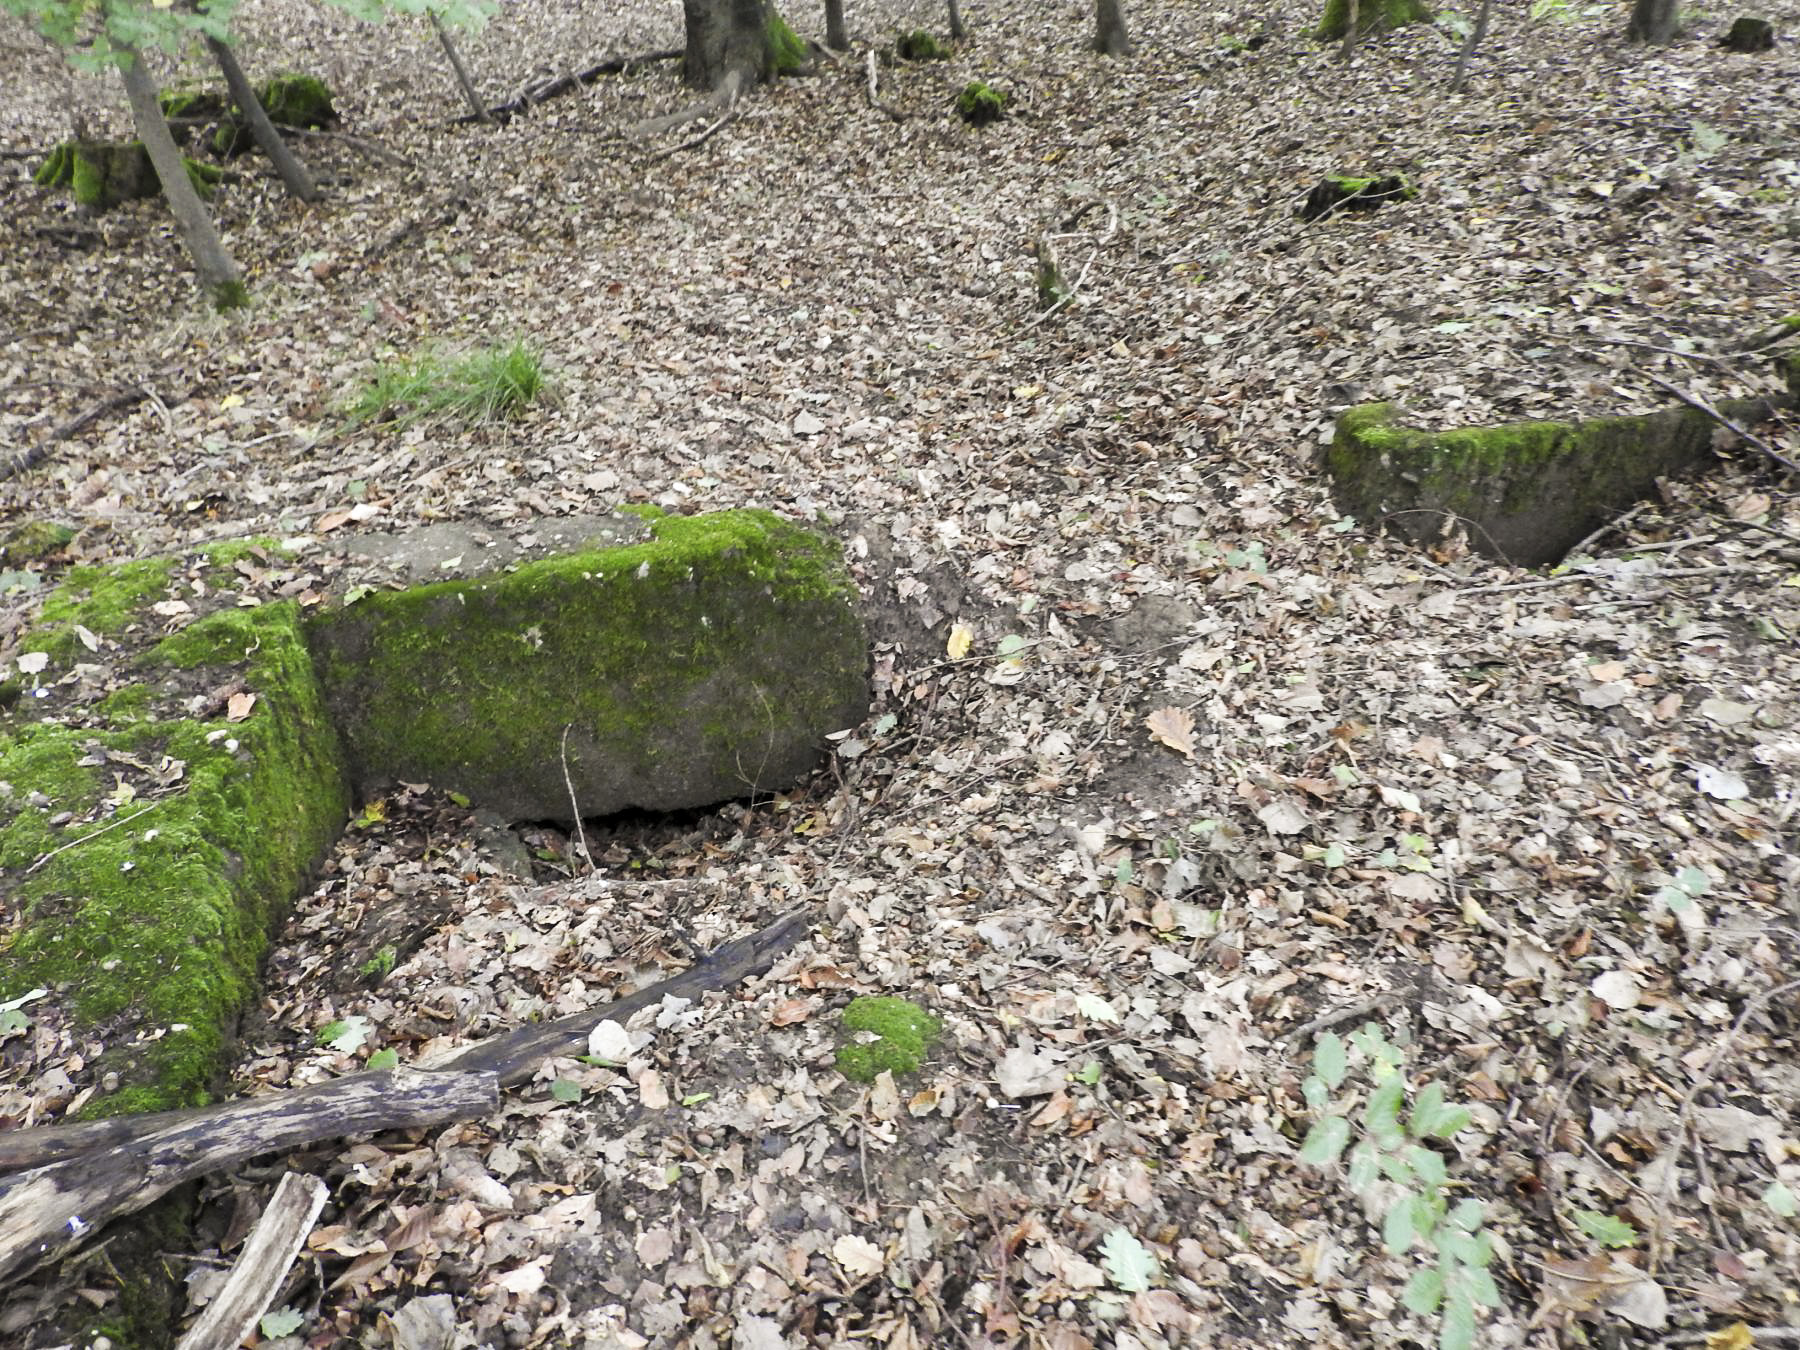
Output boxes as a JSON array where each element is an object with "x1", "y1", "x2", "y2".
[
  {"x1": 36, "y1": 140, "x2": 222, "y2": 209},
  {"x1": 898, "y1": 29, "x2": 951, "y2": 60},
  {"x1": 1, "y1": 559, "x2": 350, "y2": 1119},
  {"x1": 1300, "y1": 173, "x2": 1415, "y2": 222},
  {"x1": 1316, "y1": 0, "x2": 1432, "y2": 39},
  {"x1": 1326, "y1": 399, "x2": 1780, "y2": 566},
  {"x1": 306, "y1": 510, "x2": 870, "y2": 823},
  {"x1": 1721, "y1": 16, "x2": 1775, "y2": 50},
  {"x1": 214, "y1": 73, "x2": 337, "y2": 156},
  {"x1": 957, "y1": 81, "x2": 1008, "y2": 126}
]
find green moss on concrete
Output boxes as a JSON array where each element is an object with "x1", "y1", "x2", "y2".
[
  {"x1": 766, "y1": 12, "x2": 808, "y2": 73},
  {"x1": 306, "y1": 509, "x2": 867, "y2": 821},
  {"x1": 258, "y1": 73, "x2": 335, "y2": 128},
  {"x1": 1, "y1": 595, "x2": 349, "y2": 1116},
  {"x1": 1326, "y1": 400, "x2": 1771, "y2": 566},
  {"x1": 1317, "y1": 0, "x2": 1432, "y2": 39},
  {"x1": 2, "y1": 520, "x2": 75, "y2": 564},
  {"x1": 836, "y1": 996, "x2": 941, "y2": 1082},
  {"x1": 898, "y1": 29, "x2": 951, "y2": 60}
]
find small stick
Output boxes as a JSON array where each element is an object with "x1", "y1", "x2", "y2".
[
  {"x1": 559, "y1": 724, "x2": 593, "y2": 873},
  {"x1": 1638, "y1": 370, "x2": 1800, "y2": 475},
  {"x1": 25, "y1": 805, "x2": 158, "y2": 876}
]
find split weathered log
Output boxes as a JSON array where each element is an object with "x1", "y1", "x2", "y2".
[
  {"x1": 0, "y1": 908, "x2": 808, "y2": 1289},
  {"x1": 458, "y1": 49, "x2": 683, "y2": 125},
  {"x1": 173, "y1": 1172, "x2": 327, "y2": 1350},
  {"x1": 0, "y1": 1069, "x2": 496, "y2": 1284}
]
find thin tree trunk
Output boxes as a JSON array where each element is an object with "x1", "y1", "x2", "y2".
[
  {"x1": 824, "y1": 0, "x2": 848, "y2": 50},
  {"x1": 1449, "y1": 0, "x2": 1492, "y2": 90},
  {"x1": 115, "y1": 44, "x2": 245, "y2": 309},
  {"x1": 1093, "y1": 0, "x2": 1133, "y2": 54},
  {"x1": 429, "y1": 11, "x2": 494, "y2": 123},
  {"x1": 946, "y1": 0, "x2": 965, "y2": 41},
  {"x1": 1626, "y1": 0, "x2": 1677, "y2": 42},
  {"x1": 204, "y1": 36, "x2": 319, "y2": 202},
  {"x1": 1339, "y1": 0, "x2": 1360, "y2": 58}
]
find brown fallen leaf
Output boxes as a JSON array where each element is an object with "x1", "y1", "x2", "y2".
[
  {"x1": 1145, "y1": 705, "x2": 1196, "y2": 759},
  {"x1": 226, "y1": 690, "x2": 257, "y2": 722}
]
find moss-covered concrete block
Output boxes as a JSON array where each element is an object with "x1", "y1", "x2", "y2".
[
  {"x1": 1, "y1": 553, "x2": 349, "y2": 1117},
  {"x1": 1325, "y1": 399, "x2": 1778, "y2": 566},
  {"x1": 305, "y1": 509, "x2": 869, "y2": 823},
  {"x1": 1317, "y1": 0, "x2": 1432, "y2": 39}
]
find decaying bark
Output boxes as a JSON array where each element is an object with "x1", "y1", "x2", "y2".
[{"x1": 173, "y1": 1173, "x2": 327, "y2": 1350}]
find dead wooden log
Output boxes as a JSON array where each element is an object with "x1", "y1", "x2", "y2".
[
  {"x1": 0, "y1": 1069, "x2": 496, "y2": 1284},
  {"x1": 174, "y1": 1172, "x2": 327, "y2": 1350},
  {"x1": 0, "y1": 908, "x2": 808, "y2": 1288},
  {"x1": 459, "y1": 49, "x2": 683, "y2": 124}
]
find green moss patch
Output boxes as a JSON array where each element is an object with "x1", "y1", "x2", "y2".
[
  {"x1": 957, "y1": 81, "x2": 1008, "y2": 126},
  {"x1": 35, "y1": 139, "x2": 222, "y2": 210},
  {"x1": 1316, "y1": 0, "x2": 1433, "y2": 40},
  {"x1": 306, "y1": 510, "x2": 868, "y2": 823},
  {"x1": 2, "y1": 520, "x2": 76, "y2": 566},
  {"x1": 2, "y1": 579, "x2": 348, "y2": 1116},
  {"x1": 897, "y1": 29, "x2": 951, "y2": 60},
  {"x1": 1325, "y1": 398, "x2": 1781, "y2": 566},
  {"x1": 836, "y1": 996, "x2": 942, "y2": 1082},
  {"x1": 766, "y1": 12, "x2": 809, "y2": 74}
]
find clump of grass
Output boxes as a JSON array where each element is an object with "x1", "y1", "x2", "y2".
[{"x1": 344, "y1": 339, "x2": 550, "y2": 427}]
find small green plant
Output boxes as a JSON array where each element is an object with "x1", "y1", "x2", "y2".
[
  {"x1": 359, "y1": 946, "x2": 398, "y2": 980},
  {"x1": 956, "y1": 81, "x2": 1007, "y2": 126},
  {"x1": 344, "y1": 340, "x2": 550, "y2": 427},
  {"x1": 1299, "y1": 1024, "x2": 1499, "y2": 1350},
  {"x1": 836, "y1": 996, "x2": 941, "y2": 1082}
]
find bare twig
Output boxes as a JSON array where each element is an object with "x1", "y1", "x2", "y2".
[
  {"x1": 1284, "y1": 993, "x2": 1400, "y2": 1045},
  {"x1": 25, "y1": 805, "x2": 158, "y2": 875},
  {"x1": 559, "y1": 724, "x2": 593, "y2": 872},
  {"x1": 864, "y1": 50, "x2": 908, "y2": 121},
  {"x1": 646, "y1": 87, "x2": 742, "y2": 161},
  {"x1": 284, "y1": 125, "x2": 418, "y2": 169},
  {"x1": 1637, "y1": 371, "x2": 1800, "y2": 474}
]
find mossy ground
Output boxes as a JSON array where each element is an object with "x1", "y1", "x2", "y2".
[
  {"x1": 836, "y1": 996, "x2": 942, "y2": 1082},
  {"x1": 766, "y1": 12, "x2": 808, "y2": 74}
]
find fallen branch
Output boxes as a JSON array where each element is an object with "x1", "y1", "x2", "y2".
[
  {"x1": 459, "y1": 48, "x2": 682, "y2": 124},
  {"x1": 1636, "y1": 373, "x2": 1799, "y2": 475},
  {"x1": 0, "y1": 907, "x2": 809, "y2": 1287},
  {"x1": 0, "y1": 371, "x2": 177, "y2": 483},
  {"x1": 284, "y1": 125, "x2": 418, "y2": 170},
  {"x1": 865, "y1": 50, "x2": 908, "y2": 121},
  {"x1": 174, "y1": 1172, "x2": 326, "y2": 1350}
]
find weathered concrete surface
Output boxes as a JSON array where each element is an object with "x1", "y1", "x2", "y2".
[
  {"x1": 1325, "y1": 397, "x2": 1781, "y2": 566},
  {"x1": 306, "y1": 509, "x2": 870, "y2": 823}
]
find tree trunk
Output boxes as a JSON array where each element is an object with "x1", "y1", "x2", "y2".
[
  {"x1": 204, "y1": 36, "x2": 319, "y2": 202},
  {"x1": 1626, "y1": 0, "x2": 1677, "y2": 42},
  {"x1": 681, "y1": 0, "x2": 773, "y2": 90},
  {"x1": 429, "y1": 11, "x2": 495, "y2": 123},
  {"x1": 1448, "y1": 0, "x2": 1492, "y2": 89},
  {"x1": 824, "y1": 0, "x2": 848, "y2": 50},
  {"x1": 1094, "y1": 0, "x2": 1133, "y2": 54},
  {"x1": 115, "y1": 44, "x2": 245, "y2": 309},
  {"x1": 946, "y1": 0, "x2": 966, "y2": 40}
]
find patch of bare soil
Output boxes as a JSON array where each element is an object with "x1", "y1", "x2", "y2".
[{"x1": 3, "y1": 0, "x2": 1799, "y2": 1345}]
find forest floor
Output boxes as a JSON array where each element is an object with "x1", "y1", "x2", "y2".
[{"x1": 3, "y1": 0, "x2": 1800, "y2": 1346}]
